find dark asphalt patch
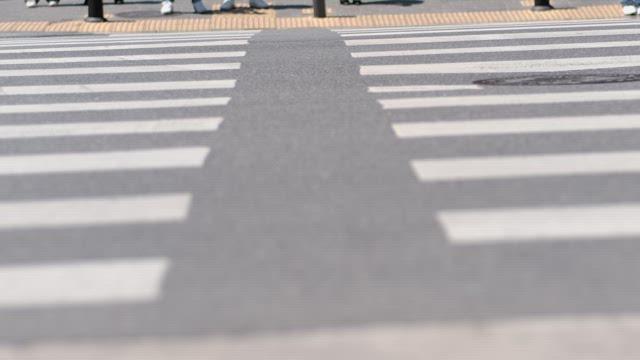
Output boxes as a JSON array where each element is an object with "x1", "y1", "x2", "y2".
[{"x1": 474, "y1": 74, "x2": 640, "y2": 86}]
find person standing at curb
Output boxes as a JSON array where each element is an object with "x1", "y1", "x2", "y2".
[
  {"x1": 25, "y1": 0, "x2": 59, "y2": 8},
  {"x1": 160, "y1": 0, "x2": 210, "y2": 14},
  {"x1": 622, "y1": 0, "x2": 640, "y2": 15},
  {"x1": 219, "y1": 0, "x2": 268, "y2": 11}
]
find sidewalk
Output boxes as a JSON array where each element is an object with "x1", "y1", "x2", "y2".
[{"x1": 0, "y1": 0, "x2": 626, "y2": 32}]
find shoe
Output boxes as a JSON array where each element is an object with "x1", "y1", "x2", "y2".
[
  {"x1": 25, "y1": 0, "x2": 38, "y2": 7},
  {"x1": 192, "y1": 0, "x2": 210, "y2": 12},
  {"x1": 249, "y1": 0, "x2": 268, "y2": 8},
  {"x1": 160, "y1": 0, "x2": 173, "y2": 14},
  {"x1": 623, "y1": 5, "x2": 637, "y2": 15},
  {"x1": 220, "y1": 0, "x2": 234, "y2": 11},
  {"x1": 47, "y1": 0, "x2": 59, "y2": 6}
]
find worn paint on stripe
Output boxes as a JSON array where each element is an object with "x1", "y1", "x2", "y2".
[{"x1": 0, "y1": 258, "x2": 169, "y2": 308}]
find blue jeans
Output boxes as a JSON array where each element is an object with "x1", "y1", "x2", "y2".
[{"x1": 622, "y1": 0, "x2": 640, "y2": 5}]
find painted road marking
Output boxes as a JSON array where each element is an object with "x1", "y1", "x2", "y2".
[
  {"x1": 0, "y1": 97, "x2": 230, "y2": 114},
  {"x1": 361, "y1": 55, "x2": 640, "y2": 75},
  {"x1": 0, "y1": 80, "x2": 236, "y2": 95},
  {"x1": 339, "y1": 20, "x2": 640, "y2": 37},
  {"x1": 0, "y1": 258, "x2": 169, "y2": 309},
  {"x1": 411, "y1": 151, "x2": 640, "y2": 182},
  {"x1": 0, "y1": 63, "x2": 241, "y2": 77},
  {"x1": 0, "y1": 193, "x2": 191, "y2": 230},
  {"x1": 0, "y1": 52, "x2": 246, "y2": 65},
  {"x1": 351, "y1": 40, "x2": 640, "y2": 58},
  {"x1": 344, "y1": 28, "x2": 640, "y2": 46},
  {"x1": 109, "y1": 30, "x2": 261, "y2": 36},
  {"x1": 0, "y1": 34, "x2": 253, "y2": 49},
  {"x1": 438, "y1": 204, "x2": 640, "y2": 243},
  {"x1": 333, "y1": 18, "x2": 631, "y2": 33},
  {"x1": 0, "y1": 40, "x2": 249, "y2": 54},
  {"x1": 2, "y1": 314, "x2": 640, "y2": 358},
  {"x1": 0, "y1": 31, "x2": 259, "y2": 46},
  {"x1": 0, "y1": 118, "x2": 223, "y2": 139},
  {"x1": 0, "y1": 147, "x2": 209, "y2": 176},
  {"x1": 392, "y1": 115, "x2": 640, "y2": 138},
  {"x1": 369, "y1": 85, "x2": 481, "y2": 93},
  {"x1": 379, "y1": 90, "x2": 640, "y2": 110}
]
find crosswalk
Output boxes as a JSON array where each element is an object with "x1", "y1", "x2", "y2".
[
  {"x1": 0, "y1": 30, "x2": 258, "y2": 310},
  {"x1": 335, "y1": 19, "x2": 640, "y2": 245}
]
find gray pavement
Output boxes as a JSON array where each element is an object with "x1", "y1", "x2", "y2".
[{"x1": 3, "y1": 17, "x2": 640, "y2": 358}]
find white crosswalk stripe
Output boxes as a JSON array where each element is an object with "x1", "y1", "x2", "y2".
[
  {"x1": 392, "y1": 115, "x2": 640, "y2": 138},
  {"x1": 378, "y1": 90, "x2": 640, "y2": 109},
  {"x1": 0, "y1": 52, "x2": 246, "y2": 66},
  {"x1": 0, "y1": 31, "x2": 259, "y2": 46},
  {"x1": 361, "y1": 55, "x2": 640, "y2": 75},
  {"x1": 438, "y1": 204, "x2": 640, "y2": 243},
  {"x1": 0, "y1": 147, "x2": 210, "y2": 176},
  {"x1": 368, "y1": 85, "x2": 481, "y2": 93},
  {"x1": 0, "y1": 30, "x2": 258, "y2": 310},
  {"x1": 0, "y1": 193, "x2": 191, "y2": 230},
  {"x1": 0, "y1": 258, "x2": 170, "y2": 308},
  {"x1": 345, "y1": 27, "x2": 640, "y2": 46},
  {"x1": 0, "y1": 118, "x2": 223, "y2": 139},
  {"x1": 0, "y1": 97, "x2": 230, "y2": 114},
  {"x1": 0, "y1": 63, "x2": 241, "y2": 77},
  {"x1": 0, "y1": 35, "x2": 253, "y2": 49},
  {"x1": 339, "y1": 20, "x2": 640, "y2": 37},
  {"x1": 351, "y1": 40, "x2": 640, "y2": 58},
  {"x1": 0, "y1": 80, "x2": 236, "y2": 95},
  {"x1": 339, "y1": 20, "x2": 640, "y2": 246},
  {"x1": 0, "y1": 40, "x2": 249, "y2": 54},
  {"x1": 333, "y1": 18, "x2": 633, "y2": 33},
  {"x1": 411, "y1": 151, "x2": 640, "y2": 182}
]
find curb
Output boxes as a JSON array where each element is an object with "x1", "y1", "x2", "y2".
[{"x1": 0, "y1": 4, "x2": 623, "y2": 32}]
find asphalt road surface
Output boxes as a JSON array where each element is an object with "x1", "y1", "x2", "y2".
[{"x1": 3, "y1": 19, "x2": 640, "y2": 358}]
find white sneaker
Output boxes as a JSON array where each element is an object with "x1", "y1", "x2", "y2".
[
  {"x1": 47, "y1": 0, "x2": 59, "y2": 6},
  {"x1": 160, "y1": 0, "x2": 173, "y2": 14},
  {"x1": 249, "y1": 0, "x2": 268, "y2": 8},
  {"x1": 220, "y1": 0, "x2": 234, "y2": 11},
  {"x1": 25, "y1": 0, "x2": 37, "y2": 8},
  {"x1": 623, "y1": 5, "x2": 637, "y2": 15},
  {"x1": 192, "y1": 0, "x2": 210, "y2": 12}
]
